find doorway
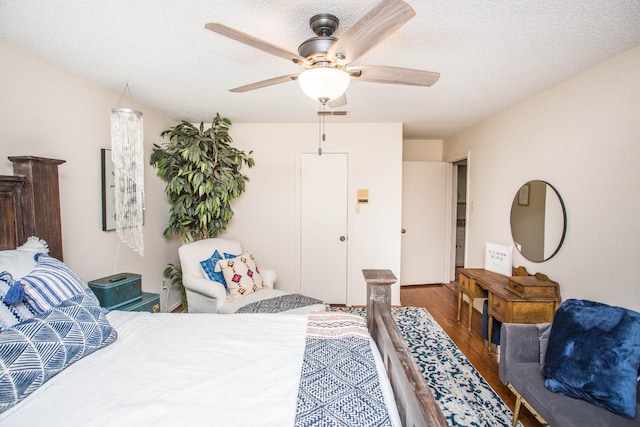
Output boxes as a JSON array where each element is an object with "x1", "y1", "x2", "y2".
[{"x1": 453, "y1": 159, "x2": 468, "y2": 278}]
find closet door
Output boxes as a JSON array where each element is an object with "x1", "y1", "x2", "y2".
[{"x1": 300, "y1": 153, "x2": 348, "y2": 304}]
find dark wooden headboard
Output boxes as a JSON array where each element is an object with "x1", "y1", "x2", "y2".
[
  {"x1": 0, "y1": 175, "x2": 27, "y2": 251},
  {"x1": 0, "y1": 156, "x2": 65, "y2": 259}
]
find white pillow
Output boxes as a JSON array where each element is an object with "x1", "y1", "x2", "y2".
[
  {"x1": 17, "y1": 236, "x2": 49, "y2": 254},
  {"x1": 216, "y1": 251, "x2": 264, "y2": 298},
  {"x1": 0, "y1": 237, "x2": 50, "y2": 279}
]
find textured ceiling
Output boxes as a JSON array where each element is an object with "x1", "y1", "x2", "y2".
[{"x1": 1, "y1": 0, "x2": 639, "y2": 139}]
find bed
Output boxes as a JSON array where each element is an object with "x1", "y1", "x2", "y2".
[{"x1": 0, "y1": 156, "x2": 447, "y2": 426}]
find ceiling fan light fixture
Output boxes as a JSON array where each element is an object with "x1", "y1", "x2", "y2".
[{"x1": 298, "y1": 67, "x2": 350, "y2": 102}]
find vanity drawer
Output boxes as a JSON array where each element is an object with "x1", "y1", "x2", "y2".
[
  {"x1": 490, "y1": 293, "x2": 558, "y2": 324},
  {"x1": 459, "y1": 273, "x2": 471, "y2": 292},
  {"x1": 489, "y1": 294, "x2": 508, "y2": 319},
  {"x1": 510, "y1": 301, "x2": 558, "y2": 323},
  {"x1": 460, "y1": 274, "x2": 487, "y2": 299}
]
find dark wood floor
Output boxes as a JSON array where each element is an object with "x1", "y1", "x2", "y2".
[{"x1": 400, "y1": 283, "x2": 541, "y2": 427}]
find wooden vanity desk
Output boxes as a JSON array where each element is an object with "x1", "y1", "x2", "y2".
[{"x1": 457, "y1": 267, "x2": 561, "y2": 352}]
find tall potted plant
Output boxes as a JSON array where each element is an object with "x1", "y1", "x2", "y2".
[{"x1": 150, "y1": 113, "x2": 254, "y2": 309}]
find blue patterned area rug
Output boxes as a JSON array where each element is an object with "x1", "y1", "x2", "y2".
[{"x1": 330, "y1": 306, "x2": 521, "y2": 427}]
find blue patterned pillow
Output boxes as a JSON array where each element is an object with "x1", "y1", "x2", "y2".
[
  {"x1": 0, "y1": 272, "x2": 35, "y2": 332},
  {"x1": 17, "y1": 254, "x2": 88, "y2": 314},
  {"x1": 0, "y1": 289, "x2": 117, "y2": 413},
  {"x1": 199, "y1": 250, "x2": 237, "y2": 287}
]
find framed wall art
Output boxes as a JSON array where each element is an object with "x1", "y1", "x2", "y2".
[
  {"x1": 518, "y1": 183, "x2": 530, "y2": 206},
  {"x1": 101, "y1": 148, "x2": 116, "y2": 231}
]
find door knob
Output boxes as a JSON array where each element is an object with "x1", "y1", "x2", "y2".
[{"x1": 339, "y1": 236, "x2": 346, "y2": 242}]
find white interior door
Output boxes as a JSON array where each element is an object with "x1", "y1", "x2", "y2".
[
  {"x1": 401, "y1": 162, "x2": 448, "y2": 285},
  {"x1": 300, "y1": 153, "x2": 348, "y2": 303}
]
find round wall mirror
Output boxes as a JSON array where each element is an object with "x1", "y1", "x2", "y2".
[{"x1": 510, "y1": 180, "x2": 567, "y2": 262}]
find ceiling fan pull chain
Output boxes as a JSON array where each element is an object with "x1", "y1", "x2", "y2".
[{"x1": 318, "y1": 99, "x2": 327, "y2": 156}]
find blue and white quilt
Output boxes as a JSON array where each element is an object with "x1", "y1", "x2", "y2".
[
  {"x1": 235, "y1": 294, "x2": 325, "y2": 314},
  {"x1": 294, "y1": 311, "x2": 393, "y2": 427}
]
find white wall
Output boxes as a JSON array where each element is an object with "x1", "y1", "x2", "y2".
[
  {"x1": 9, "y1": 33, "x2": 636, "y2": 312},
  {"x1": 444, "y1": 45, "x2": 640, "y2": 311},
  {"x1": 222, "y1": 122, "x2": 404, "y2": 306},
  {"x1": 0, "y1": 40, "x2": 183, "y2": 311},
  {"x1": 0, "y1": 40, "x2": 404, "y2": 308},
  {"x1": 403, "y1": 139, "x2": 443, "y2": 161}
]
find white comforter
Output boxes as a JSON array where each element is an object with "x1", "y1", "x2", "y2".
[{"x1": 0, "y1": 311, "x2": 400, "y2": 426}]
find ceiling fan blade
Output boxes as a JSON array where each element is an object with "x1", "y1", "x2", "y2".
[
  {"x1": 328, "y1": 93, "x2": 347, "y2": 108},
  {"x1": 205, "y1": 23, "x2": 308, "y2": 65},
  {"x1": 229, "y1": 74, "x2": 299, "y2": 93},
  {"x1": 349, "y1": 65, "x2": 440, "y2": 87},
  {"x1": 328, "y1": 0, "x2": 415, "y2": 65}
]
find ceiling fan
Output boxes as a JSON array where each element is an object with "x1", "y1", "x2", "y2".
[{"x1": 204, "y1": 0, "x2": 440, "y2": 107}]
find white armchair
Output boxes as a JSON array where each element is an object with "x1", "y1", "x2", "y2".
[{"x1": 178, "y1": 238, "x2": 324, "y2": 314}]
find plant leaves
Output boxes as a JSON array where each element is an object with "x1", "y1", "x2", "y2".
[{"x1": 150, "y1": 114, "x2": 253, "y2": 242}]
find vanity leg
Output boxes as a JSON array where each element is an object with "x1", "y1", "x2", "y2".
[
  {"x1": 457, "y1": 290, "x2": 462, "y2": 324},
  {"x1": 467, "y1": 297, "x2": 474, "y2": 335}
]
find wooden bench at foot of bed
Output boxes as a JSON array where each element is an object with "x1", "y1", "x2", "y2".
[{"x1": 364, "y1": 269, "x2": 447, "y2": 427}]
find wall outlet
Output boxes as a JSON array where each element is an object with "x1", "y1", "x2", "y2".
[{"x1": 161, "y1": 280, "x2": 167, "y2": 291}]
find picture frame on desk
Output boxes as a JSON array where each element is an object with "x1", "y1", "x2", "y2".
[{"x1": 484, "y1": 242, "x2": 513, "y2": 277}]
